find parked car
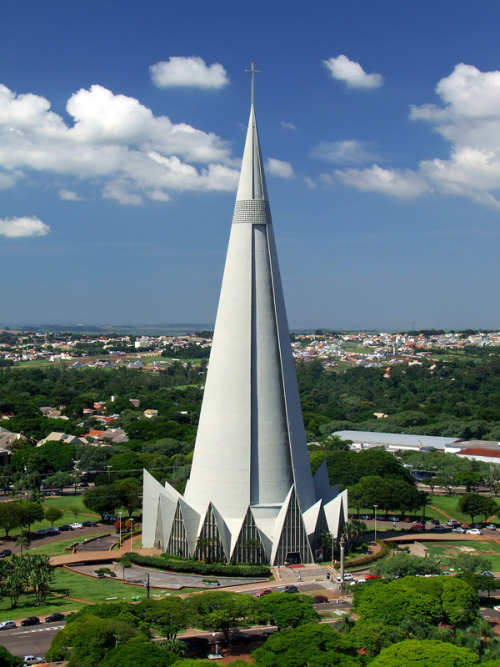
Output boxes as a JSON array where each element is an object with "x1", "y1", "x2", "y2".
[
  {"x1": 388, "y1": 516, "x2": 400, "y2": 522},
  {"x1": 280, "y1": 585, "x2": 298, "y2": 593},
  {"x1": 446, "y1": 519, "x2": 461, "y2": 527},
  {"x1": 45, "y1": 612, "x2": 65, "y2": 623},
  {"x1": 314, "y1": 594, "x2": 329, "y2": 603},
  {"x1": 46, "y1": 527, "x2": 59, "y2": 535},
  {"x1": 0, "y1": 620, "x2": 16, "y2": 630},
  {"x1": 70, "y1": 522, "x2": 83, "y2": 529},
  {"x1": 33, "y1": 529, "x2": 48, "y2": 537},
  {"x1": 261, "y1": 630, "x2": 277, "y2": 638},
  {"x1": 59, "y1": 524, "x2": 73, "y2": 531},
  {"x1": 430, "y1": 519, "x2": 440, "y2": 525},
  {"x1": 255, "y1": 588, "x2": 272, "y2": 597},
  {"x1": 481, "y1": 571, "x2": 495, "y2": 577},
  {"x1": 452, "y1": 526, "x2": 466, "y2": 533},
  {"x1": 21, "y1": 617, "x2": 40, "y2": 627},
  {"x1": 0, "y1": 549, "x2": 12, "y2": 558},
  {"x1": 336, "y1": 573, "x2": 354, "y2": 582},
  {"x1": 411, "y1": 523, "x2": 425, "y2": 531},
  {"x1": 22, "y1": 656, "x2": 43, "y2": 666},
  {"x1": 360, "y1": 514, "x2": 373, "y2": 520},
  {"x1": 365, "y1": 574, "x2": 381, "y2": 580},
  {"x1": 430, "y1": 525, "x2": 446, "y2": 531},
  {"x1": 467, "y1": 528, "x2": 482, "y2": 535},
  {"x1": 486, "y1": 524, "x2": 497, "y2": 531},
  {"x1": 82, "y1": 520, "x2": 98, "y2": 527}
]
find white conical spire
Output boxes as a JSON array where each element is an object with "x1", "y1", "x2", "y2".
[
  {"x1": 183, "y1": 77, "x2": 316, "y2": 518},
  {"x1": 236, "y1": 104, "x2": 268, "y2": 202},
  {"x1": 143, "y1": 66, "x2": 346, "y2": 565}
]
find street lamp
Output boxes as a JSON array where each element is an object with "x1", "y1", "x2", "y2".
[
  {"x1": 339, "y1": 534, "x2": 346, "y2": 592},
  {"x1": 118, "y1": 511, "x2": 122, "y2": 551},
  {"x1": 130, "y1": 518, "x2": 135, "y2": 553},
  {"x1": 374, "y1": 505, "x2": 378, "y2": 541},
  {"x1": 106, "y1": 465, "x2": 111, "y2": 485}
]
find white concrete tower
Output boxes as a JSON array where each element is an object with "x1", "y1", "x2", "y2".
[{"x1": 143, "y1": 65, "x2": 347, "y2": 564}]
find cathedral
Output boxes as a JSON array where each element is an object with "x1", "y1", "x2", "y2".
[{"x1": 142, "y1": 68, "x2": 347, "y2": 565}]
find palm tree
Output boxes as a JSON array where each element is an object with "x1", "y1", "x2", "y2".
[
  {"x1": 336, "y1": 613, "x2": 355, "y2": 635},
  {"x1": 15, "y1": 532, "x2": 30, "y2": 556}
]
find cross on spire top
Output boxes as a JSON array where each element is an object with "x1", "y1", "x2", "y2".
[{"x1": 245, "y1": 61, "x2": 261, "y2": 106}]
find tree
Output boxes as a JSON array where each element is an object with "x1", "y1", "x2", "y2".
[
  {"x1": 135, "y1": 598, "x2": 193, "y2": 640},
  {"x1": 0, "y1": 502, "x2": 22, "y2": 538},
  {"x1": 189, "y1": 592, "x2": 257, "y2": 644},
  {"x1": 99, "y1": 637, "x2": 178, "y2": 667},
  {"x1": 448, "y1": 552, "x2": 493, "y2": 577},
  {"x1": 45, "y1": 507, "x2": 63, "y2": 526},
  {"x1": 458, "y1": 493, "x2": 498, "y2": 523},
  {"x1": 115, "y1": 478, "x2": 142, "y2": 518},
  {"x1": 83, "y1": 485, "x2": 122, "y2": 519},
  {"x1": 15, "y1": 533, "x2": 31, "y2": 556},
  {"x1": 69, "y1": 504, "x2": 81, "y2": 522},
  {"x1": 258, "y1": 593, "x2": 320, "y2": 631},
  {"x1": 0, "y1": 646, "x2": 23, "y2": 666},
  {"x1": 349, "y1": 621, "x2": 406, "y2": 657},
  {"x1": 370, "y1": 639, "x2": 479, "y2": 666},
  {"x1": 18, "y1": 501, "x2": 44, "y2": 533},
  {"x1": 46, "y1": 614, "x2": 140, "y2": 667},
  {"x1": 371, "y1": 553, "x2": 441, "y2": 580},
  {"x1": 440, "y1": 577, "x2": 480, "y2": 627},
  {"x1": 353, "y1": 580, "x2": 442, "y2": 626},
  {"x1": 251, "y1": 623, "x2": 364, "y2": 667},
  {"x1": 26, "y1": 553, "x2": 54, "y2": 604},
  {"x1": 45, "y1": 472, "x2": 75, "y2": 493}
]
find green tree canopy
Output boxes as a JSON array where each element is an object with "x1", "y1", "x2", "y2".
[
  {"x1": 257, "y1": 593, "x2": 320, "y2": 631},
  {"x1": 370, "y1": 639, "x2": 479, "y2": 666},
  {"x1": 251, "y1": 623, "x2": 363, "y2": 667}
]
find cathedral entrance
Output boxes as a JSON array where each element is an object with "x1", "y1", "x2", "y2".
[{"x1": 285, "y1": 552, "x2": 302, "y2": 566}]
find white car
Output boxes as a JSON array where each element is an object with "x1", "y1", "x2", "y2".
[
  {"x1": 70, "y1": 522, "x2": 83, "y2": 529},
  {"x1": 23, "y1": 657, "x2": 43, "y2": 666},
  {"x1": 336, "y1": 573, "x2": 354, "y2": 582},
  {"x1": 486, "y1": 524, "x2": 497, "y2": 531},
  {"x1": 466, "y1": 528, "x2": 482, "y2": 535},
  {"x1": 0, "y1": 620, "x2": 16, "y2": 630},
  {"x1": 452, "y1": 526, "x2": 466, "y2": 533}
]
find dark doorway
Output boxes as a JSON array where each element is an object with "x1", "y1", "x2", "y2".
[{"x1": 285, "y1": 552, "x2": 301, "y2": 565}]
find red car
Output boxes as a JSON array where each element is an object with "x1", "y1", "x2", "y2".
[
  {"x1": 365, "y1": 574, "x2": 381, "y2": 580},
  {"x1": 314, "y1": 595, "x2": 329, "y2": 603},
  {"x1": 411, "y1": 523, "x2": 425, "y2": 531},
  {"x1": 256, "y1": 588, "x2": 272, "y2": 597}
]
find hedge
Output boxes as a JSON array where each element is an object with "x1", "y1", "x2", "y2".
[
  {"x1": 345, "y1": 540, "x2": 390, "y2": 569},
  {"x1": 120, "y1": 552, "x2": 271, "y2": 578}
]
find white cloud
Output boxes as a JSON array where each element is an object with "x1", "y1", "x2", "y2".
[
  {"x1": 332, "y1": 63, "x2": 500, "y2": 209},
  {"x1": 0, "y1": 216, "x2": 50, "y2": 238},
  {"x1": 59, "y1": 189, "x2": 83, "y2": 201},
  {"x1": 0, "y1": 82, "x2": 240, "y2": 205},
  {"x1": 281, "y1": 121, "x2": 296, "y2": 131},
  {"x1": 323, "y1": 55, "x2": 383, "y2": 90},
  {"x1": 310, "y1": 139, "x2": 378, "y2": 164},
  {"x1": 266, "y1": 158, "x2": 294, "y2": 179},
  {"x1": 150, "y1": 56, "x2": 229, "y2": 89},
  {"x1": 336, "y1": 165, "x2": 429, "y2": 198}
]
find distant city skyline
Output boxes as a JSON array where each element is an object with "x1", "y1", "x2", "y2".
[{"x1": 2, "y1": 1, "x2": 500, "y2": 330}]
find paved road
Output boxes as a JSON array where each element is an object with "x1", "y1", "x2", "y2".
[{"x1": 0, "y1": 623, "x2": 64, "y2": 659}]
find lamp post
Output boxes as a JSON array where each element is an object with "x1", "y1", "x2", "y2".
[
  {"x1": 374, "y1": 505, "x2": 378, "y2": 541},
  {"x1": 118, "y1": 511, "x2": 122, "y2": 552},
  {"x1": 339, "y1": 534, "x2": 346, "y2": 592},
  {"x1": 130, "y1": 518, "x2": 134, "y2": 553},
  {"x1": 106, "y1": 465, "x2": 111, "y2": 485}
]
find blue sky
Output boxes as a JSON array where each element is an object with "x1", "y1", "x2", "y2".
[{"x1": 2, "y1": 1, "x2": 500, "y2": 331}]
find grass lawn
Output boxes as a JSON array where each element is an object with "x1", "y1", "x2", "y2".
[
  {"x1": 28, "y1": 534, "x2": 104, "y2": 557},
  {"x1": 0, "y1": 564, "x2": 202, "y2": 622},
  {"x1": 428, "y1": 494, "x2": 498, "y2": 524},
  {"x1": 424, "y1": 539, "x2": 500, "y2": 571}
]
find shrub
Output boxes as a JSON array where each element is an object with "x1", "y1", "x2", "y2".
[{"x1": 119, "y1": 553, "x2": 270, "y2": 578}]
